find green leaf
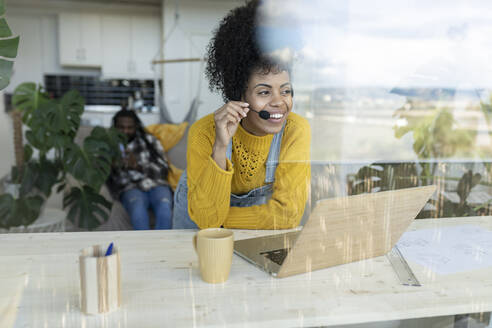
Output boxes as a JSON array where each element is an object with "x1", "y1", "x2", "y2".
[
  {"x1": 17, "y1": 195, "x2": 44, "y2": 226},
  {"x1": 93, "y1": 126, "x2": 126, "y2": 159},
  {"x1": 10, "y1": 165, "x2": 21, "y2": 184},
  {"x1": 0, "y1": 194, "x2": 44, "y2": 228},
  {"x1": 14, "y1": 86, "x2": 83, "y2": 156},
  {"x1": 48, "y1": 93, "x2": 83, "y2": 136},
  {"x1": 19, "y1": 161, "x2": 37, "y2": 196},
  {"x1": 24, "y1": 130, "x2": 36, "y2": 148},
  {"x1": 0, "y1": 18, "x2": 12, "y2": 37},
  {"x1": 50, "y1": 103, "x2": 72, "y2": 133},
  {"x1": 0, "y1": 194, "x2": 14, "y2": 228},
  {"x1": 25, "y1": 129, "x2": 52, "y2": 153},
  {"x1": 63, "y1": 127, "x2": 124, "y2": 191},
  {"x1": 34, "y1": 159, "x2": 60, "y2": 196},
  {"x1": 52, "y1": 135, "x2": 72, "y2": 151},
  {"x1": 15, "y1": 159, "x2": 60, "y2": 198},
  {"x1": 61, "y1": 89, "x2": 84, "y2": 115},
  {"x1": 0, "y1": 58, "x2": 13, "y2": 90},
  {"x1": 0, "y1": 3, "x2": 18, "y2": 91},
  {"x1": 64, "y1": 186, "x2": 111, "y2": 230},
  {"x1": 12, "y1": 82, "x2": 37, "y2": 109},
  {"x1": 63, "y1": 143, "x2": 86, "y2": 178},
  {"x1": 0, "y1": 36, "x2": 19, "y2": 58},
  {"x1": 12, "y1": 83, "x2": 50, "y2": 119},
  {"x1": 24, "y1": 144, "x2": 33, "y2": 161},
  {"x1": 60, "y1": 90, "x2": 84, "y2": 133}
]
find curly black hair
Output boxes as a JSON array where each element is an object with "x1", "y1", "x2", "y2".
[{"x1": 205, "y1": 0, "x2": 289, "y2": 102}]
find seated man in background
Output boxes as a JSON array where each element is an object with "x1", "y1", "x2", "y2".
[{"x1": 107, "y1": 109, "x2": 173, "y2": 230}]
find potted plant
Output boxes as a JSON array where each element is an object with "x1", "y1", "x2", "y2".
[
  {"x1": 0, "y1": 83, "x2": 125, "y2": 231},
  {"x1": 349, "y1": 94, "x2": 491, "y2": 219}
]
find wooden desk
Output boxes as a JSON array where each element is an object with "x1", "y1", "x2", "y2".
[{"x1": 1, "y1": 217, "x2": 492, "y2": 327}]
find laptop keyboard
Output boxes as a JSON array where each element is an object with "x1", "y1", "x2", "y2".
[{"x1": 260, "y1": 248, "x2": 290, "y2": 266}]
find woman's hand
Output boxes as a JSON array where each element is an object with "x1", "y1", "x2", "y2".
[
  {"x1": 212, "y1": 101, "x2": 249, "y2": 169},
  {"x1": 214, "y1": 101, "x2": 249, "y2": 147}
]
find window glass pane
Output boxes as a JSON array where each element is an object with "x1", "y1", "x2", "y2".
[{"x1": 260, "y1": 0, "x2": 492, "y2": 219}]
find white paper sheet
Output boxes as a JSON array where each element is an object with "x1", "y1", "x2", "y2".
[{"x1": 396, "y1": 225, "x2": 492, "y2": 275}]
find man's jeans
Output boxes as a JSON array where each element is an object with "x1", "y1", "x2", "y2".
[{"x1": 120, "y1": 186, "x2": 173, "y2": 230}]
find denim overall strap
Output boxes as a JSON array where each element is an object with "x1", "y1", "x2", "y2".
[
  {"x1": 228, "y1": 123, "x2": 286, "y2": 208},
  {"x1": 226, "y1": 141, "x2": 233, "y2": 161},
  {"x1": 171, "y1": 170, "x2": 199, "y2": 229},
  {"x1": 264, "y1": 123, "x2": 285, "y2": 183}
]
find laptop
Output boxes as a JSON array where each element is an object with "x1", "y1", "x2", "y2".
[{"x1": 234, "y1": 185, "x2": 436, "y2": 278}]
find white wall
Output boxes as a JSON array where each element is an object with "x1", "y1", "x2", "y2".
[
  {"x1": 0, "y1": 14, "x2": 47, "y2": 177},
  {"x1": 0, "y1": 0, "x2": 242, "y2": 178},
  {"x1": 0, "y1": 2, "x2": 161, "y2": 178},
  {"x1": 161, "y1": 0, "x2": 241, "y2": 122}
]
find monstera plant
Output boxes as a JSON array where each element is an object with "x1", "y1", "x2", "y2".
[
  {"x1": 0, "y1": 83, "x2": 125, "y2": 230},
  {"x1": 0, "y1": 0, "x2": 19, "y2": 90}
]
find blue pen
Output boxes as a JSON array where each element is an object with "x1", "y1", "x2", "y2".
[{"x1": 105, "y1": 242, "x2": 114, "y2": 256}]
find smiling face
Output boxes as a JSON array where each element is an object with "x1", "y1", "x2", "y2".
[{"x1": 241, "y1": 69, "x2": 293, "y2": 136}]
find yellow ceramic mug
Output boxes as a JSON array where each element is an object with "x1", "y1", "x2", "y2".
[{"x1": 193, "y1": 228, "x2": 234, "y2": 283}]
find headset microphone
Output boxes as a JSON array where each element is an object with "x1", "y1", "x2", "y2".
[{"x1": 249, "y1": 108, "x2": 270, "y2": 120}]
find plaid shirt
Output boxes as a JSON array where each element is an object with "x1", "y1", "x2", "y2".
[{"x1": 108, "y1": 131, "x2": 169, "y2": 198}]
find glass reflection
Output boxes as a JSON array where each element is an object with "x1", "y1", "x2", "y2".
[
  {"x1": 259, "y1": 0, "x2": 492, "y2": 219},
  {"x1": 2, "y1": 1, "x2": 492, "y2": 328}
]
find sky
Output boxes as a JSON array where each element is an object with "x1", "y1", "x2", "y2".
[{"x1": 258, "y1": 0, "x2": 492, "y2": 90}]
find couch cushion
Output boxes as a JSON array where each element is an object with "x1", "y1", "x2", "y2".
[
  {"x1": 147, "y1": 122, "x2": 189, "y2": 170},
  {"x1": 146, "y1": 122, "x2": 188, "y2": 152}
]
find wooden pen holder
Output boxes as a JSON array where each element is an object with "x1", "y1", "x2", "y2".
[{"x1": 79, "y1": 245, "x2": 121, "y2": 314}]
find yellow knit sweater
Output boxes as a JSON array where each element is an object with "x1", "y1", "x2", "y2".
[{"x1": 186, "y1": 112, "x2": 311, "y2": 229}]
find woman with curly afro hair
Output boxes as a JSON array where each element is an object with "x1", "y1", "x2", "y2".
[{"x1": 172, "y1": 0, "x2": 311, "y2": 229}]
